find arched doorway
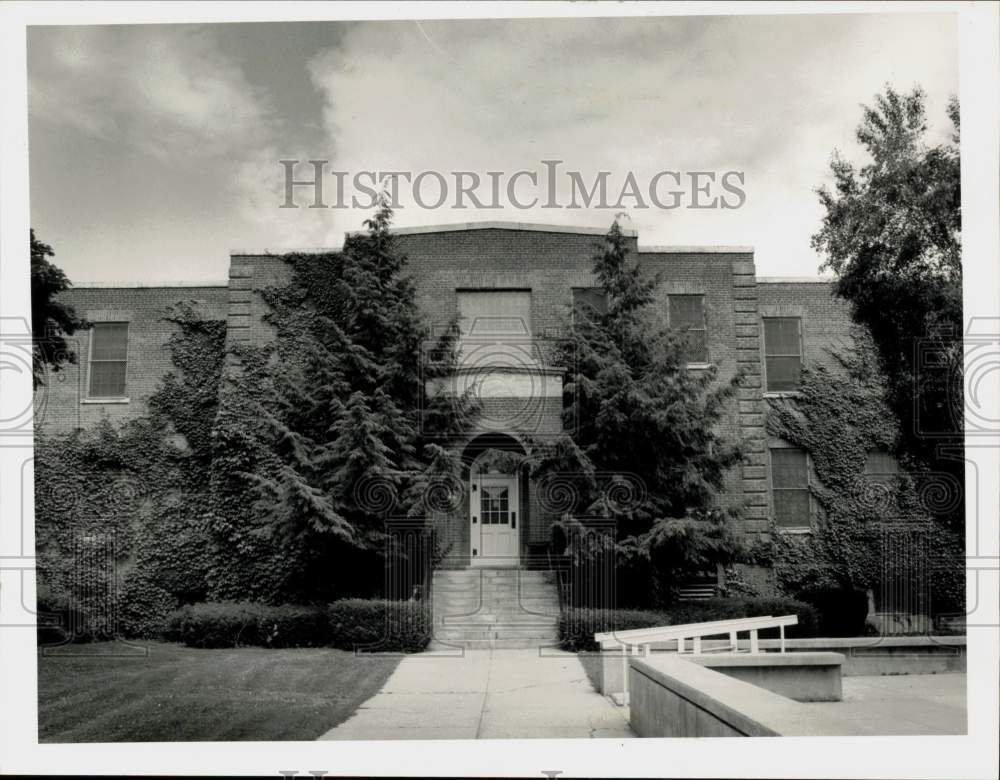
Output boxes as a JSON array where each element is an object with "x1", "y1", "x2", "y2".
[{"x1": 463, "y1": 433, "x2": 528, "y2": 567}]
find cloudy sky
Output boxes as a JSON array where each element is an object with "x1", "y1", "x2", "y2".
[{"x1": 28, "y1": 12, "x2": 958, "y2": 284}]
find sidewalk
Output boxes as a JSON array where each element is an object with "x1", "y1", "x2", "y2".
[
  {"x1": 318, "y1": 648, "x2": 634, "y2": 740},
  {"x1": 804, "y1": 672, "x2": 967, "y2": 735}
]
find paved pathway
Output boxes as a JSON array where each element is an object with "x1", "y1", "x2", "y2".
[
  {"x1": 319, "y1": 648, "x2": 634, "y2": 740},
  {"x1": 805, "y1": 672, "x2": 967, "y2": 735}
]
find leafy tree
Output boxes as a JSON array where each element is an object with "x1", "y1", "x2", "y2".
[
  {"x1": 30, "y1": 229, "x2": 85, "y2": 388},
  {"x1": 207, "y1": 198, "x2": 472, "y2": 602},
  {"x1": 538, "y1": 221, "x2": 745, "y2": 606},
  {"x1": 812, "y1": 86, "x2": 962, "y2": 521}
]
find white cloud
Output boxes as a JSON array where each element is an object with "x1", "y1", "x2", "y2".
[
  {"x1": 29, "y1": 26, "x2": 274, "y2": 161},
  {"x1": 27, "y1": 14, "x2": 960, "y2": 280},
  {"x1": 302, "y1": 14, "x2": 958, "y2": 275}
]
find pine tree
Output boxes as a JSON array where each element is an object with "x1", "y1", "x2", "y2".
[
  {"x1": 209, "y1": 197, "x2": 470, "y2": 601},
  {"x1": 537, "y1": 221, "x2": 745, "y2": 605}
]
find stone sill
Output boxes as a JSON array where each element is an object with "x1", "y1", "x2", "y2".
[{"x1": 81, "y1": 398, "x2": 130, "y2": 405}]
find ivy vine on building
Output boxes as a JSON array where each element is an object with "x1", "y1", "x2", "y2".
[{"x1": 757, "y1": 330, "x2": 963, "y2": 616}]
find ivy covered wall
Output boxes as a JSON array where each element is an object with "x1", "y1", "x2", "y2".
[
  {"x1": 749, "y1": 330, "x2": 963, "y2": 618},
  {"x1": 35, "y1": 303, "x2": 226, "y2": 637}
]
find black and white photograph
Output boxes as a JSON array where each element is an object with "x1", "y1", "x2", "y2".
[{"x1": 0, "y1": 1, "x2": 997, "y2": 777}]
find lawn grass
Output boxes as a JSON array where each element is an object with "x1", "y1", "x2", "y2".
[{"x1": 37, "y1": 641, "x2": 401, "y2": 742}]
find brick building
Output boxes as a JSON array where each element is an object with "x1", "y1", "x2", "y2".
[{"x1": 42, "y1": 222, "x2": 858, "y2": 572}]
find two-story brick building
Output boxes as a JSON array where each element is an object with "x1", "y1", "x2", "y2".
[{"x1": 41, "y1": 222, "x2": 858, "y2": 574}]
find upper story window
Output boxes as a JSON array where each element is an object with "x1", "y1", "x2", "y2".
[
  {"x1": 770, "y1": 446, "x2": 811, "y2": 529},
  {"x1": 864, "y1": 451, "x2": 900, "y2": 484},
  {"x1": 763, "y1": 316, "x2": 802, "y2": 392},
  {"x1": 669, "y1": 294, "x2": 708, "y2": 364},
  {"x1": 88, "y1": 322, "x2": 129, "y2": 398},
  {"x1": 571, "y1": 287, "x2": 608, "y2": 322},
  {"x1": 456, "y1": 290, "x2": 533, "y2": 367}
]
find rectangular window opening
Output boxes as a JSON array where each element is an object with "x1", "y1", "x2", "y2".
[
  {"x1": 669, "y1": 294, "x2": 708, "y2": 364},
  {"x1": 771, "y1": 447, "x2": 810, "y2": 528},
  {"x1": 88, "y1": 322, "x2": 128, "y2": 398},
  {"x1": 763, "y1": 317, "x2": 802, "y2": 391},
  {"x1": 572, "y1": 287, "x2": 608, "y2": 322},
  {"x1": 457, "y1": 290, "x2": 534, "y2": 368}
]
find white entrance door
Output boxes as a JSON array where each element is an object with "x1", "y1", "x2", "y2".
[{"x1": 471, "y1": 475, "x2": 519, "y2": 565}]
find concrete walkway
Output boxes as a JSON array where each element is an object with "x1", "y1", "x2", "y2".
[
  {"x1": 805, "y1": 672, "x2": 967, "y2": 735},
  {"x1": 319, "y1": 648, "x2": 634, "y2": 740}
]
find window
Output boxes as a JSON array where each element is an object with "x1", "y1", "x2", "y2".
[
  {"x1": 480, "y1": 485, "x2": 510, "y2": 524},
  {"x1": 669, "y1": 294, "x2": 708, "y2": 364},
  {"x1": 88, "y1": 322, "x2": 128, "y2": 398},
  {"x1": 572, "y1": 287, "x2": 608, "y2": 321},
  {"x1": 864, "y1": 451, "x2": 900, "y2": 484},
  {"x1": 763, "y1": 317, "x2": 802, "y2": 391},
  {"x1": 456, "y1": 290, "x2": 533, "y2": 367},
  {"x1": 770, "y1": 447, "x2": 810, "y2": 528}
]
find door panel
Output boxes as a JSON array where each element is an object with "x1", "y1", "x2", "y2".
[{"x1": 472, "y1": 476, "x2": 519, "y2": 561}]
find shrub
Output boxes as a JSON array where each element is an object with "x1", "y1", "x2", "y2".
[
  {"x1": 165, "y1": 599, "x2": 430, "y2": 652},
  {"x1": 327, "y1": 599, "x2": 430, "y2": 653},
  {"x1": 796, "y1": 586, "x2": 869, "y2": 637},
  {"x1": 666, "y1": 597, "x2": 821, "y2": 638},
  {"x1": 559, "y1": 608, "x2": 670, "y2": 652},
  {"x1": 559, "y1": 597, "x2": 821, "y2": 651},
  {"x1": 165, "y1": 602, "x2": 330, "y2": 648}
]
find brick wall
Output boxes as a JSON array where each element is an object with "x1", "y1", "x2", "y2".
[
  {"x1": 755, "y1": 280, "x2": 858, "y2": 542},
  {"x1": 757, "y1": 280, "x2": 854, "y2": 372},
  {"x1": 42, "y1": 231, "x2": 861, "y2": 560},
  {"x1": 38, "y1": 286, "x2": 228, "y2": 435}
]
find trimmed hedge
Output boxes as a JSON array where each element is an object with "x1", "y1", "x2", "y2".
[
  {"x1": 559, "y1": 597, "x2": 821, "y2": 651},
  {"x1": 326, "y1": 599, "x2": 430, "y2": 652},
  {"x1": 165, "y1": 599, "x2": 430, "y2": 652},
  {"x1": 558, "y1": 608, "x2": 670, "y2": 652},
  {"x1": 164, "y1": 602, "x2": 329, "y2": 648},
  {"x1": 796, "y1": 586, "x2": 869, "y2": 637}
]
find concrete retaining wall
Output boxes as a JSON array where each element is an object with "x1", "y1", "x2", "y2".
[
  {"x1": 687, "y1": 652, "x2": 844, "y2": 701},
  {"x1": 628, "y1": 655, "x2": 870, "y2": 738}
]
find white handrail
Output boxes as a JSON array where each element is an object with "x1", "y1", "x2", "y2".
[
  {"x1": 595, "y1": 614, "x2": 800, "y2": 707},
  {"x1": 595, "y1": 615, "x2": 794, "y2": 645}
]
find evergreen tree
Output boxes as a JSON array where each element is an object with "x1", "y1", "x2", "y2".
[
  {"x1": 208, "y1": 198, "x2": 470, "y2": 601},
  {"x1": 537, "y1": 221, "x2": 745, "y2": 605}
]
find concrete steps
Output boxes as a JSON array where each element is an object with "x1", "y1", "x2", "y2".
[{"x1": 429, "y1": 568, "x2": 560, "y2": 650}]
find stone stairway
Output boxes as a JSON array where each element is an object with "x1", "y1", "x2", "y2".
[{"x1": 429, "y1": 568, "x2": 561, "y2": 649}]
